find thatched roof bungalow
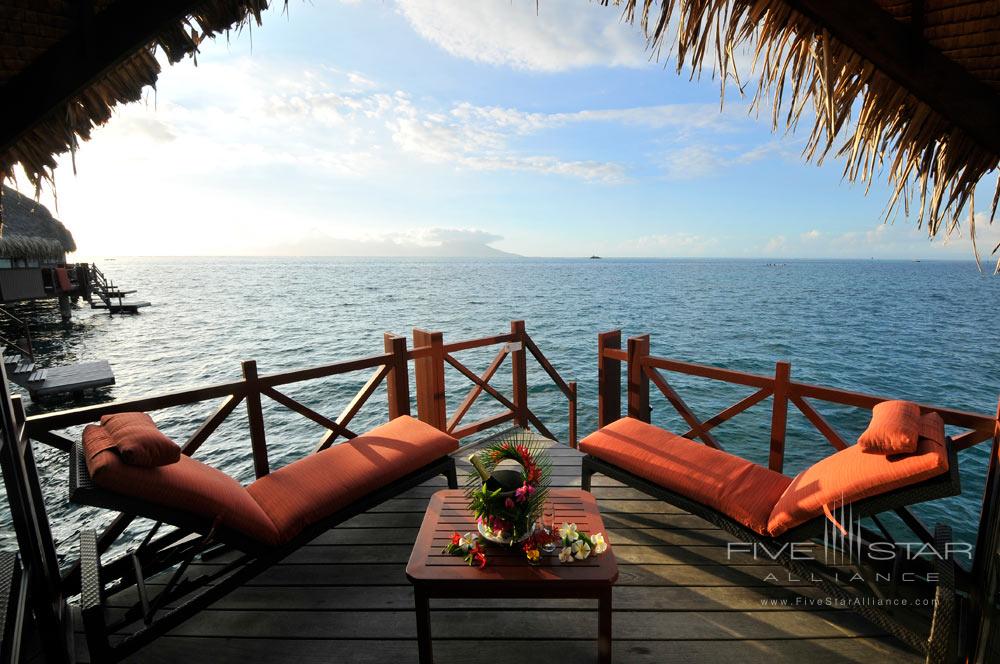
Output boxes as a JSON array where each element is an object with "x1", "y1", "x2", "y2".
[
  {"x1": 0, "y1": 185, "x2": 75, "y2": 263},
  {"x1": 0, "y1": 0, "x2": 999, "y2": 264}
]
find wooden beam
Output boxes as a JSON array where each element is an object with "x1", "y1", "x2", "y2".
[
  {"x1": 384, "y1": 334, "x2": 410, "y2": 420},
  {"x1": 510, "y1": 320, "x2": 528, "y2": 428},
  {"x1": 241, "y1": 360, "x2": 269, "y2": 479},
  {"x1": 597, "y1": 331, "x2": 622, "y2": 428},
  {"x1": 646, "y1": 366, "x2": 722, "y2": 450},
  {"x1": 446, "y1": 346, "x2": 508, "y2": 434},
  {"x1": 412, "y1": 329, "x2": 446, "y2": 430},
  {"x1": 0, "y1": 0, "x2": 209, "y2": 155},
  {"x1": 769, "y1": 361, "x2": 791, "y2": 473},
  {"x1": 627, "y1": 335, "x2": 651, "y2": 423},
  {"x1": 783, "y1": 0, "x2": 1000, "y2": 154}
]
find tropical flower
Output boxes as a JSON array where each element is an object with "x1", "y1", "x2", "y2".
[
  {"x1": 590, "y1": 532, "x2": 608, "y2": 555},
  {"x1": 572, "y1": 539, "x2": 592, "y2": 560},
  {"x1": 515, "y1": 483, "x2": 535, "y2": 503},
  {"x1": 504, "y1": 497, "x2": 516, "y2": 510},
  {"x1": 558, "y1": 522, "x2": 579, "y2": 543},
  {"x1": 458, "y1": 533, "x2": 475, "y2": 552},
  {"x1": 525, "y1": 548, "x2": 540, "y2": 563},
  {"x1": 559, "y1": 546, "x2": 574, "y2": 563},
  {"x1": 470, "y1": 543, "x2": 487, "y2": 569}
]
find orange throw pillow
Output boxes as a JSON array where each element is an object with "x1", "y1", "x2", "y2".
[
  {"x1": 99, "y1": 412, "x2": 181, "y2": 466},
  {"x1": 858, "y1": 400, "x2": 921, "y2": 454}
]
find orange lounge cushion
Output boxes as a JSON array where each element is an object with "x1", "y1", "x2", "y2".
[
  {"x1": 858, "y1": 400, "x2": 921, "y2": 454},
  {"x1": 82, "y1": 425, "x2": 280, "y2": 546},
  {"x1": 580, "y1": 417, "x2": 791, "y2": 535},
  {"x1": 247, "y1": 415, "x2": 459, "y2": 543},
  {"x1": 768, "y1": 413, "x2": 948, "y2": 536},
  {"x1": 99, "y1": 412, "x2": 181, "y2": 467}
]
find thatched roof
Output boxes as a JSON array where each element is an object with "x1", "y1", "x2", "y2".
[
  {"x1": 0, "y1": 0, "x2": 270, "y2": 183},
  {"x1": 0, "y1": 185, "x2": 75, "y2": 257},
  {"x1": 0, "y1": 1, "x2": 999, "y2": 264}
]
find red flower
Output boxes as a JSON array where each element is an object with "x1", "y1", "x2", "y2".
[
  {"x1": 469, "y1": 542, "x2": 488, "y2": 569},
  {"x1": 450, "y1": 532, "x2": 462, "y2": 546},
  {"x1": 505, "y1": 497, "x2": 516, "y2": 510}
]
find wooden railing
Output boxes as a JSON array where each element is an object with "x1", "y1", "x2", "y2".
[
  {"x1": 598, "y1": 329, "x2": 996, "y2": 471},
  {"x1": 11, "y1": 321, "x2": 574, "y2": 594}
]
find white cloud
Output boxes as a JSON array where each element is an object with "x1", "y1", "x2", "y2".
[
  {"x1": 269, "y1": 226, "x2": 514, "y2": 257},
  {"x1": 662, "y1": 141, "x2": 789, "y2": 179},
  {"x1": 615, "y1": 232, "x2": 719, "y2": 257},
  {"x1": 395, "y1": 0, "x2": 648, "y2": 72}
]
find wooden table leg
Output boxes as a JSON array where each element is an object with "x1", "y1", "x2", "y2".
[
  {"x1": 415, "y1": 587, "x2": 433, "y2": 664},
  {"x1": 598, "y1": 587, "x2": 612, "y2": 664}
]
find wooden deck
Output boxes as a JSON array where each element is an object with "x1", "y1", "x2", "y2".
[{"x1": 83, "y1": 432, "x2": 920, "y2": 663}]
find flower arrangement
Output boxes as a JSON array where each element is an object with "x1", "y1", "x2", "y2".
[
  {"x1": 443, "y1": 525, "x2": 607, "y2": 568},
  {"x1": 556, "y1": 522, "x2": 608, "y2": 563},
  {"x1": 443, "y1": 531, "x2": 488, "y2": 569},
  {"x1": 465, "y1": 433, "x2": 551, "y2": 544}
]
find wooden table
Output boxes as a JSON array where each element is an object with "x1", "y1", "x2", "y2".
[{"x1": 406, "y1": 489, "x2": 618, "y2": 663}]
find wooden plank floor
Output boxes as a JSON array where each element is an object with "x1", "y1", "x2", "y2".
[{"x1": 87, "y1": 431, "x2": 920, "y2": 663}]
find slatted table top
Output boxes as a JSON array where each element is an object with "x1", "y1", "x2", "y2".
[{"x1": 406, "y1": 489, "x2": 618, "y2": 586}]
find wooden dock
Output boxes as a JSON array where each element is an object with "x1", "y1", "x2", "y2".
[
  {"x1": 3, "y1": 354, "x2": 115, "y2": 398},
  {"x1": 84, "y1": 433, "x2": 919, "y2": 663},
  {"x1": 30, "y1": 360, "x2": 114, "y2": 397},
  {"x1": 90, "y1": 300, "x2": 150, "y2": 314}
]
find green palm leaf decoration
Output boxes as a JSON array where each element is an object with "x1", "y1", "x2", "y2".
[{"x1": 465, "y1": 431, "x2": 552, "y2": 542}]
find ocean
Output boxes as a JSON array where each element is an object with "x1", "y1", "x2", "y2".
[{"x1": 1, "y1": 257, "x2": 997, "y2": 558}]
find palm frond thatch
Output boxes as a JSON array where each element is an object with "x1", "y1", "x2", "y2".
[
  {"x1": 0, "y1": 235, "x2": 66, "y2": 262},
  {"x1": 610, "y1": 0, "x2": 1000, "y2": 268},
  {"x1": 0, "y1": 0, "x2": 277, "y2": 188}
]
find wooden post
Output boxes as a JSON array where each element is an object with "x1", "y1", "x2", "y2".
[
  {"x1": 568, "y1": 381, "x2": 578, "y2": 448},
  {"x1": 510, "y1": 320, "x2": 528, "y2": 429},
  {"x1": 413, "y1": 329, "x2": 446, "y2": 430},
  {"x1": 769, "y1": 361, "x2": 791, "y2": 473},
  {"x1": 384, "y1": 333, "x2": 410, "y2": 420},
  {"x1": 971, "y1": 398, "x2": 1000, "y2": 661},
  {"x1": 0, "y1": 377, "x2": 71, "y2": 663},
  {"x1": 241, "y1": 360, "x2": 269, "y2": 478},
  {"x1": 627, "y1": 335, "x2": 651, "y2": 423},
  {"x1": 597, "y1": 330, "x2": 622, "y2": 428}
]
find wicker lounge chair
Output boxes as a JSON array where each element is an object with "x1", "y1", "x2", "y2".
[
  {"x1": 68, "y1": 413, "x2": 459, "y2": 662},
  {"x1": 580, "y1": 413, "x2": 960, "y2": 663}
]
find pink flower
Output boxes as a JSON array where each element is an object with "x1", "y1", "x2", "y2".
[
  {"x1": 505, "y1": 497, "x2": 516, "y2": 510},
  {"x1": 515, "y1": 483, "x2": 535, "y2": 503}
]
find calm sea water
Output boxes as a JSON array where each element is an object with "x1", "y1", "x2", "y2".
[{"x1": 0, "y1": 257, "x2": 996, "y2": 559}]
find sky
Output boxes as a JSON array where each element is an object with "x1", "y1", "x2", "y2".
[{"x1": 13, "y1": 0, "x2": 1000, "y2": 259}]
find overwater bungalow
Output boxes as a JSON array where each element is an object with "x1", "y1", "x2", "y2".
[{"x1": 0, "y1": 2, "x2": 999, "y2": 664}]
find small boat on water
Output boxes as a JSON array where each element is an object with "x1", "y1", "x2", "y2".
[{"x1": 589, "y1": 255, "x2": 602, "y2": 259}]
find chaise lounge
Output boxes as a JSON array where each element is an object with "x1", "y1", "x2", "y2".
[
  {"x1": 580, "y1": 403, "x2": 960, "y2": 662},
  {"x1": 69, "y1": 411, "x2": 459, "y2": 662}
]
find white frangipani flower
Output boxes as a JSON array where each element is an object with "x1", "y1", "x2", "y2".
[
  {"x1": 558, "y1": 522, "x2": 579, "y2": 542},
  {"x1": 459, "y1": 533, "x2": 475, "y2": 552},
  {"x1": 571, "y1": 538, "x2": 592, "y2": 560},
  {"x1": 559, "y1": 546, "x2": 574, "y2": 563},
  {"x1": 590, "y1": 532, "x2": 607, "y2": 555}
]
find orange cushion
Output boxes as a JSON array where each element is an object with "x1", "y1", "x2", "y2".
[
  {"x1": 768, "y1": 413, "x2": 948, "y2": 536},
  {"x1": 247, "y1": 415, "x2": 459, "y2": 543},
  {"x1": 580, "y1": 417, "x2": 791, "y2": 535},
  {"x1": 858, "y1": 400, "x2": 921, "y2": 454},
  {"x1": 82, "y1": 425, "x2": 280, "y2": 545},
  {"x1": 55, "y1": 267, "x2": 71, "y2": 292},
  {"x1": 99, "y1": 412, "x2": 181, "y2": 466}
]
